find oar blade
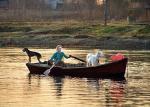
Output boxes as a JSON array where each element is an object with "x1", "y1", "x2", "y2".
[{"x1": 44, "y1": 69, "x2": 50, "y2": 76}]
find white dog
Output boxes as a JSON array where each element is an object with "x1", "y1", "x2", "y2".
[{"x1": 86, "y1": 51, "x2": 104, "y2": 67}]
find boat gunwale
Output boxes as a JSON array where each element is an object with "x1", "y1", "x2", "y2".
[{"x1": 26, "y1": 58, "x2": 128, "y2": 70}]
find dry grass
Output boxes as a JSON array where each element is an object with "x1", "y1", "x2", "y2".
[{"x1": 0, "y1": 20, "x2": 149, "y2": 48}]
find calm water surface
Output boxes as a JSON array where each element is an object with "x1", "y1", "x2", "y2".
[{"x1": 0, "y1": 48, "x2": 149, "y2": 107}]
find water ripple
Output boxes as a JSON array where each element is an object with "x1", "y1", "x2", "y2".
[{"x1": 0, "y1": 48, "x2": 150, "y2": 107}]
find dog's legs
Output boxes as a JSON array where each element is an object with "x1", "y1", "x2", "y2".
[
  {"x1": 29, "y1": 57, "x2": 31, "y2": 63},
  {"x1": 37, "y1": 57, "x2": 41, "y2": 63},
  {"x1": 87, "y1": 62, "x2": 91, "y2": 67}
]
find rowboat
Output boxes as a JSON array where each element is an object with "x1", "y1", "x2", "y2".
[{"x1": 26, "y1": 58, "x2": 128, "y2": 78}]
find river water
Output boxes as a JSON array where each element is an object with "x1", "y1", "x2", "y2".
[{"x1": 0, "y1": 48, "x2": 149, "y2": 107}]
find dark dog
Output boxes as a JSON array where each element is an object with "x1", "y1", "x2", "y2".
[{"x1": 23, "y1": 48, "x2": 42, "y2": 63}]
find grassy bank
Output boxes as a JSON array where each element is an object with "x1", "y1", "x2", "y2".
[{"x1": 0, "y1": 21, "x2": 150, "y2": 49}]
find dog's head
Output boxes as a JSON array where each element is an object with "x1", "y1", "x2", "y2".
[
  {"x1": 96, "y1": 51, "x2": 104, "y2": 58},
  {"x1": 22, "y1": 48, "x2": 28, "y2": 52}
]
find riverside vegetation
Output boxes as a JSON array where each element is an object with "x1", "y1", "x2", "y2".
[{"x1": 0, "y1": 21, "x2": 149, "y2": 50}]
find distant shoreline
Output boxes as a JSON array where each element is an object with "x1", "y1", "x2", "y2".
[{"x1": 0, "y1": 21, "x2": 149, "y2": 50}]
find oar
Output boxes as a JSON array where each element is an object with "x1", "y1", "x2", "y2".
[
  {"x1": 44, "y1": 64, "x2": 55, "y2": 76},
  {"x1": 69, "y1": 55, "x2": 86, "y2": 63}
]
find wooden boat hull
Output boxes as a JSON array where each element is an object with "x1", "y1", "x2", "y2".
[{"x1": 26, "y1": 58, "x2": 128, "y2": 78}]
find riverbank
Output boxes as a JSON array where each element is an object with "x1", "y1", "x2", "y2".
[{"x1": 0, "y1": 21, "x2": 150, "y2": 50}]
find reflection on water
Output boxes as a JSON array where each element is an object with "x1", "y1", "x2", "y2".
[
  {"x1": 0, "y1": 48, "x2": 150, "y2": 107},
  {"x1": 52, "y1": 76, "x2": 64, "y2": 97}
]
